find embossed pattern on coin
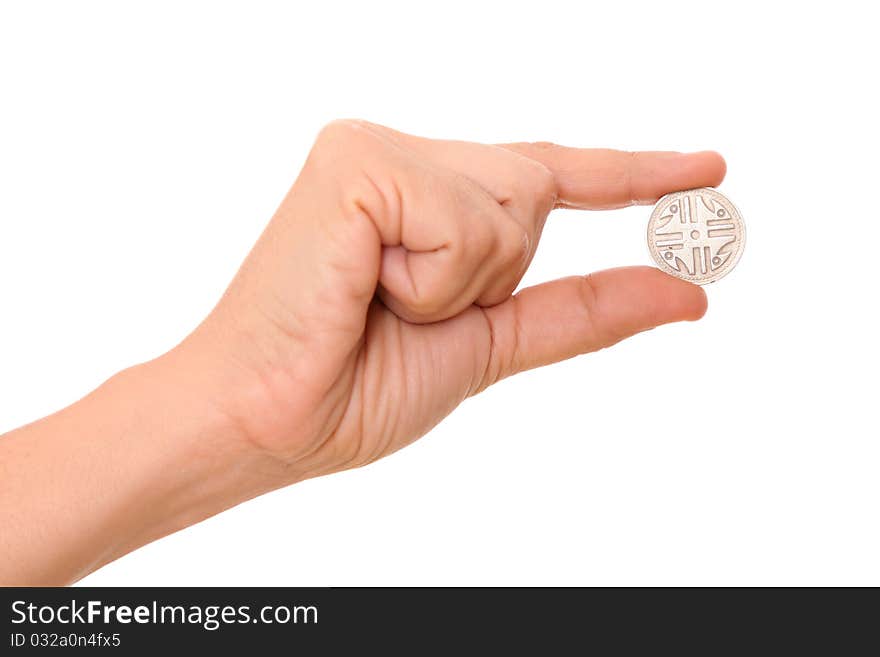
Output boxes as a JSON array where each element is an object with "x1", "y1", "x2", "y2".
[{"x1": 647, "y1": 188, "x2": 745, "y2": 285}]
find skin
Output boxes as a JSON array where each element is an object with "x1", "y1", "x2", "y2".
[{"x1": 0, "y1": 121, "x2": 725, "y2": 584}]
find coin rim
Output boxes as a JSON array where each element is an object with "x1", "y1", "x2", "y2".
[{"x1": 646, "y1": 187, "x2": 746, "y2": 285}]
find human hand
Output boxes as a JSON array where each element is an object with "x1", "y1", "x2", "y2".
[
  {"x1": 184, "y1": 120, "x2": 725, "y2": 481},
  {"x1": 0, "y1": 120, "x2": 726, "y2": 583}
]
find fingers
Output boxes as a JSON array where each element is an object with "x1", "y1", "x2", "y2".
[
  {"x1": 333, "y1": 126, "x2": 545, "y2": 323},
  {"x1": 499, "y1": 143, "x2": 726, "y2": 210},
  {"x1": 289, "y1": 121, "x2": 721, "y2": 330},
  {"x1": 376, "y1": 180, "x2": 522, "y2": 323},
  {"x1": 354, "y1": 122, "x2": 556, "y2": 313},
  {"x1": 475, "y1": 266, "x2": 707, "y2": 390}
]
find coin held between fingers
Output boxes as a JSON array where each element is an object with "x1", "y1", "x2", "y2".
[{"x1": 647, "y1": 187, "x2": 745, "y2": 285}]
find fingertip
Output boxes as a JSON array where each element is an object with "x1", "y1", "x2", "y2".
[
  {"x1": 643, "y1": 267, "x2": 709, "y2": 322},
  {"x1": 689, "y1": 150, "x2": 727, "y2": 187},
  {"x1": 635, "y1": 150, "x2": 728, "y2": 206},
  {"x1": 685, "y1": 281, "x2": 709, "y2": 321},
  {"x1": 604, "y1": 266, "x2": 708, "y2": 327}
]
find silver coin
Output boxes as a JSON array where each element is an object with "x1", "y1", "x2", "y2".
[{"x1": 646, "y1": 187, "x2": 745, "y2": 285}]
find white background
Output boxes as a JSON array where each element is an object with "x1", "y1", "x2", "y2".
[{"x1": 1, "y1": 1, "x2": 877, "y2": 585}]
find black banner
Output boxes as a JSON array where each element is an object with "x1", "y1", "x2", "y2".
[{"x1": 0, "y1": 587, "x2": 874, "y2": 652}]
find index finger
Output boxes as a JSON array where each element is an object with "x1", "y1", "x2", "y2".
[{"x1": 500, "y1": 142, "x2": 726, "y2": 210}]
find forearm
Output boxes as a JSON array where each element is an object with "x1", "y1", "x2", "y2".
[{"x1": 0, "y1": 343, "x2": 291, "y2": 585}]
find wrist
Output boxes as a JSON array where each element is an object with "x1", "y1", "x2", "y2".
[
  {"x1": 49, "y1": 349, "x2": 302, "y2": 583},
  {"x1": 115, "y1": 347, "x2": 308, "y2": 541}
]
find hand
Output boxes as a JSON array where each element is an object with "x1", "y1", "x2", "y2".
[
  {"x1": 0, "y1": 120, "x2": 724, "y2": 583},
  {"x1": 186, "y1": 120, "x2": 723, "y2": 479}
]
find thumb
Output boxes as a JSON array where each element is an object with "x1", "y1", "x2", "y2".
[{"x1": 475, "y1": 266, "x2": 707, "y2": 389}]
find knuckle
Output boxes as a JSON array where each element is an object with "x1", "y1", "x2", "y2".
[
  {"x1": 480, "y1": 218, "x2": 501, "y2": 259},
  {"x1": 505, "y1": 151, "x2": 556, "y2": 212},
  {"x1": 456, "y1": 207, "x2": 496, "y2": 262},
  {"x1": 528, "y1": 140, "x2": 559, "y2": 152},
  {"x1": 577, "y1": 274, "x2": 616, "y2": 347},
  {"x1": 309, "y1": 119, "x2": 377, "y2": 166},
  {"x1": 499, "y1": 221, "x2": 530, "y2": 269},
  {"x1": 577, "y1": 274, "x2": 604, "y2": 343},
  {"x1": 315, "y1": 118, "x2": 365, "y2": 144},
  {"x1": 530, "y1": 161, "x2": 557, "y2": 206}
]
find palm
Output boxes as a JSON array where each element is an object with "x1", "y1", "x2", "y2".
[{"x1": 323, "y1": 300, "x2": 491, "y2": 472}]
